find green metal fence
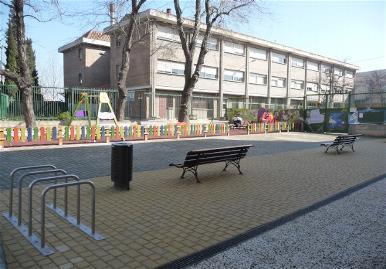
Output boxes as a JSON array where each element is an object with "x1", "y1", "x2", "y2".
[
  {"x1": 0, "y1": 85, "x2": 119, "y2": 120},
  {"x1": 304, "y1": 91, "x2": 386, "y2": 132}
]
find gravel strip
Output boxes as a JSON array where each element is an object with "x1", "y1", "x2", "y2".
[{"x1": 190, "y1": 178, "x2": 386, "y2": 269}]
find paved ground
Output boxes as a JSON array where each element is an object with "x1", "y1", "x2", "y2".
[
  {"x1": 0, "y1": 133, "x2": 328, "y2": 190},
  {"x1": 190, "y1": 177, "x2": 386, "y2": 269},
  {"x1": 0, "y1": 133, "x2": 385, "y2": 268}
]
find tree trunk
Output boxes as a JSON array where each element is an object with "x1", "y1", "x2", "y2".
[
  {"x1": 116, "y1": 14, "x2": 136, "y2": 122},
  {"x1": 21, "y1": 85, "x2": 35, "y2": 127},
  {"x1": 14, "y1": 0, "x2": 35, "y2": 127},
  {"x1": 178, "y1": 76, "x2": 198, "y2": 122},
  {"x1": 116, "y1": 50, "x2": 130, "y2": 121},
  {"x1": 178, "y1": 86, "x2": 192, "y2": 122}
]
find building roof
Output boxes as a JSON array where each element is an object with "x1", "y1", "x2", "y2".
[
  {"x1": 104, "y1": 9, "x2": 359, "y2": 71},
  {"x1": 58, "y1": 30, "x2": 110, "y2": 53},
  {"x1": 82, "y1": 30, "x2": 111, "y2": 42}
]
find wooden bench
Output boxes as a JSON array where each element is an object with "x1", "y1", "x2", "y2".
[
  {"x1": 320, "y1": 134, "x2": 362, "y2": 154},
  {"x1": 169, "y1": 145, "x2": 253, "y2": 183}
]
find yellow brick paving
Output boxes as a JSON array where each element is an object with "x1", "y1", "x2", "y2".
[{"x1": 1, "y1": 138, "x2": 385, "y2": 268}]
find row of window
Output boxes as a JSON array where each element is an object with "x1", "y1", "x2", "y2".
[
  {"x1": 156, "y1": 26, "x2": 354, "y2": 78},
  {"x1": 156, "y1": 60, "x2": 326, "y2": 90},
  {"x1": 156, "y1": 60, "x2": 353, "y2": 85}
]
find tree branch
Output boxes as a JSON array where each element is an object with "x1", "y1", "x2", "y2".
[
  {"x1": 173, "y1": 0, "x2": 191, "y2": 62},
  {"x1": 0, "y1": 0, "x2": 12, "y2": 8},
  {"x1": 0, "y1": 68, "x2": 20, "y2": 85}
]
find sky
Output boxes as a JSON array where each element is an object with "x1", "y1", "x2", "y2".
[{"x1": 0, "y1": 0, "x2": 385, "y2": 87}]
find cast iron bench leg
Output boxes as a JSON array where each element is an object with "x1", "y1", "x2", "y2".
[
  {"x1": 180, "y1": 168, "x2": 187, "y2": 179},
  {"x1": 223, "y1": 161, "x2": 230, "y2": 171},
  {"x1": 223, "y1": 159, "x2": 243, "y2": 174}
]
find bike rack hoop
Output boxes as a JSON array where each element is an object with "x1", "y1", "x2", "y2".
[{"x1": 8, "y1": 165, "x2": 57, "y2": 218}]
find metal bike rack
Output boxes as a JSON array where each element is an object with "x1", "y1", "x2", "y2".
[
  {"x1": 18, "y1": 169, "x2": 67, "y2": 226},
  {"x1": 41, "y1": 181, "x2": 104, "y2": 250},
  {"x1": 6, "y1": 165, "x2": 57, "y2": 219},
  {"x1": 2, "y1": 165, "x2": 104, "y2": 256},
  {"x1": 28, "y1": 175, "x2": 79, "y2": 237}
]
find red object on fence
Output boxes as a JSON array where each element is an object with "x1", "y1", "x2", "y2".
[
  {"x1": 91, "y1": 126, "x2": 96, "y2": 141},
  {"x1": 115, "y1": 127, "x2": 119, "y2": 140},
  {"x1": 70, "y1": 127, "x2": 75, "y2": 141},
  {"x1": 13, "y1": 128, "x2": 19, "y2": 144},
  {"x1": 40, "y1": 127, "x2": 46, "y2": 142}
]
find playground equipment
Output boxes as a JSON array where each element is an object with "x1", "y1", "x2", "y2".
[
  {"x1": 70, "y1": 91, "x2": 119, "y2": 129},
  {"x1": 96, "y1": 92, "x2": 119, "y2": 128},
  {"x1": 2, "y1": 165, "x2": 104, "y2": 256}
]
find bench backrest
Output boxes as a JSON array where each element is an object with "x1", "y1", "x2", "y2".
[
  {"x1": 332, "y1": 135, "x2": 360, "y2": 145},
  {"x1": 183, "y1": 145, "x2": 253, "y2": 167}
]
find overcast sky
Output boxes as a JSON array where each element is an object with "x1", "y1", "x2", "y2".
[{"x1": 0, "y1": 0, "x2": 385, "y2": 87}]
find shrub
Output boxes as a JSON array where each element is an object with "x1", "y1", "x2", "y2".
[{"x1": 57, "y1": 111, "x2": 72, "y2": 126}]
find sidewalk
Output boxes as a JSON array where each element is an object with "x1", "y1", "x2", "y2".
[
  {"x1": 190, "y1": 177, "x2": 386, "y2": 269},
  {"x1": 0, "y1": 134, "x2": 385, "y2": 268}
]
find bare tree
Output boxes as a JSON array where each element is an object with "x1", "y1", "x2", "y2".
[
  {"x1": 173, "y1": 0, "x2": 255, "y2": 122},
  {"x1": 114, "y1": 0, "x2": 148, "y2": 121},
  {"x1": 0, "y1": 0, "x2": 61, "y2": 127},
  {"x1": 40, "y1": 54, "x2": 62, "y2": 88},
  {"x1": 366, "y1": 70, "x2": 386, "y2": 107},
  {"x1": 320, "y1": 68, "x2": 352, "y2": 108}
]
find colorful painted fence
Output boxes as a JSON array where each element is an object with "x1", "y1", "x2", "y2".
[
  {"x1": 0, "y1": 123, "x2": 232, "y2": 147},
  {"x1": 0, "y1": 122, "x2": 293, "y2": 147}
]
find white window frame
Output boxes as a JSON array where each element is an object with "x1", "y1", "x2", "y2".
[
  {"x1": 334, "y1": 68, "x2": 343, "y2": 76},
  {"x1": 224, "y1": 41, "x2": 245, "y2": 55},
  {"x1": 224, "y1": 69, "x2": 244, "y2": 82},
  {"x1": 306, "y1": 82, "x2": 318, "y2": 92},
  {"x1": 320, "y1": 84, "x2": 330, "y2": 93},
  {"x1": 157, "y1": 60, "x2": 185, "y2": 76},
  {"x1": 321, "y1": 64, "x2": 331, "y2": 73},
  {"x1": 271, "y1": 76, "x2": 286, "y2": 88},
  {"x1": 249, "y1": 47, "x2": 267, "y2": 60},
  {"x1": 198, "y1": 66, "x2": 218, "y2": 79},
  {"x1": 271, "y1": 52, "x2": 287, "y2": 64},
  {"x1": 307, "y1": 61, "x2": 319, "y2": 71},
  {"x1": 249, "y1": 73, "x2": 267, "y2": 85},
  {"x1": 292, "y1": 57, "x2": 304, "y2": 68},
  {"x1": 291, "y1": 80, "x2": 304, "y2": 90},
  {"x1": 345, "y1": 71, "x2": 354, "y2": 79},
  {"x1": 157, "y1": 25, "x2": 180, "y2": 42},
  {"x1": 196, "y1": 36, "x2": 218, "y2": 50}
]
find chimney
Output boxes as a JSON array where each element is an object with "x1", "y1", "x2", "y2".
[
  {"x1": 166, "y1": 8, "x2": 172, "y2": 15},
  {"x1": 109, "y1": 2, "x2": 116, "y2": 25}
]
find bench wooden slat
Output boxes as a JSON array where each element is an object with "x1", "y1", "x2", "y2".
[
  {"x1": 183, "y1": 153, "x2": 247, "y2": 167},
  {"x1": 188, "y1": 145, "x2": 253, "y2": 154},
  {"x1": 184, "y1": 148, "x2": 248, "y2": 160}
]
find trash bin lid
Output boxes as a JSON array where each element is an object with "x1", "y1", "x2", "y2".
[{"x1": 111, "y1": 142, "x2": 133, "y2": 147}]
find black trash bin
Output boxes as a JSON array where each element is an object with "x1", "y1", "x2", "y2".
[{"x1": 111, "y1": 142, "x2": 133, "y2": 190}]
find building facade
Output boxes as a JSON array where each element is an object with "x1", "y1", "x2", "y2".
[
  {"x1": 60, "y1": 9, "x2": 359, "y2": 121},
  {"x1": 59, "y1": 30, "x2": 111, "y2": 88}
]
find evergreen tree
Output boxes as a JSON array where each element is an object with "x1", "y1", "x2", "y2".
[
  {"x1": 4, "y1": 13, "x2": 18, "y2": 91},
  {"x1": 4, "y1": 13, "x2": 40, "y2": 92},
  {"x1": 25, "y1": 39, "x2": 39, "y2": 86}
]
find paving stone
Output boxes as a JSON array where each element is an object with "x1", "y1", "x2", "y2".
[{"x1": 0, "y1": 134, "x2": 384, "y2": 269}]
